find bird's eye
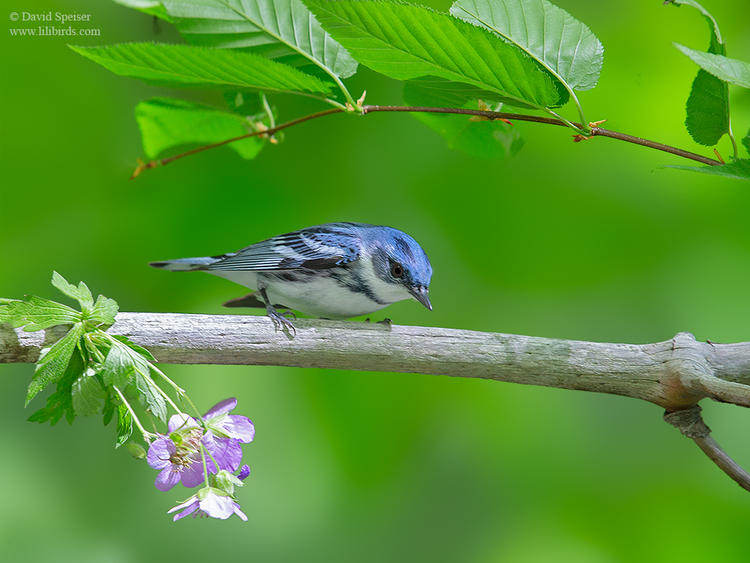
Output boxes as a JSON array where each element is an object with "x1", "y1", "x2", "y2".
[{"x1": 390, "y1": 262, "x2": 404, "y2": 278}]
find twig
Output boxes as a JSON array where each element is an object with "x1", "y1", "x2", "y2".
[
  {"x1": 664, "y1": 405, "x2": 750, "y2": 492},
  {"x1": 130, "y1": 105, "x2": 721, "y2": 178}
]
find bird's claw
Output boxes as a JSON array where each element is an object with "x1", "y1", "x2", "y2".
[{"x1": 267, "y1": 308, "x2": 296, "y2": 337}]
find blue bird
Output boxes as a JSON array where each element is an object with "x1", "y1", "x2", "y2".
[{"x1": 150, "y1": 223, "x2": 433, "y2": 333}]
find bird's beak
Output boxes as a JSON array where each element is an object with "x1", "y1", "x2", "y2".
[{"x1": 409, "y1": 286, "x2": 432, "y2": 311}]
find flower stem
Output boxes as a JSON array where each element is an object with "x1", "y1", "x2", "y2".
[
  {"x1": 200, "y1": 445, "x2": 210, "y2": 488},
  {"x1": 113, "y1": 385, "x2": 155, "y2": 442},
  {"x1": 136, "y1": 366, "x2": 182, "y2": 415}
]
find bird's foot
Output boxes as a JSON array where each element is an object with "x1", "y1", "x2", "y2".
[{"x1": 266, "y1": 307, "x2": 296, "y2": 338}]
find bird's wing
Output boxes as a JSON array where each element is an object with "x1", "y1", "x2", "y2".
[{"x1": 206, "y1": 225, "x2": 361, "y2": 272}]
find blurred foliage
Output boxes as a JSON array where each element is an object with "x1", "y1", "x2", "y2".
[{"x1": 2, "y1": 0, "x2": 750, "y2": 562}]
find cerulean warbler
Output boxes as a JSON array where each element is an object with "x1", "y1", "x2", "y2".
[{"x1": 150, "y1": 223, "x2": 433, "y2": 333}]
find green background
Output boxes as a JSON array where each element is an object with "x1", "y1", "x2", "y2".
[{"x1": 2, "y1": 1, "x2": 750, "y2": 561}]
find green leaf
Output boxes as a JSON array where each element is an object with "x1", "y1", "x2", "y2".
[
  {"x1": 675, "y1": 44, "x2": 750, "y2": 89},
  {"x1": 116, "y1": 403, "x2": 133, "y2": 448},
  {"x1": 89, "y1": 295, "x2": 119, "y2": 327},
  {"x1": 743, "y1": 129, "x2": 750, "y2": 156},
  {"x1": 113, "y1": 0, "x2": 171, "y2": 20},
  {"x1": 70, "y1": 43, "x2": 333, "y2": 94},
  {"x1": 102, "y1": 392, "x2": 116, "y2": 426},
  {"x1": 0, "y1": 295, "x2": 81, "y2": 331},
  {"x1": 28, "y1": 348, "x2": 85, "y2": 425},
  {"x1": 684, "y1": 70, "x2": 729, "y2": 146},
  {"x1": 51, "y1": 271, "x2": 94, "y2": 309},
  {"x1": 99, "y1": 339, "x2": 150, "y2": 389},
  {"x1": 26, "y1": 323, "x2": 85, "y2": 404},
  {"x1": 111, "y1": 335, "x2": 157, "y2": 363},
  {"x1": 404, "y1": 81, "x2": 523, "y2": 158},
  {"x1": 450, "y1": 0, "x2": 603, "y2": 92},
  {"x1": 402, "y1": 77, "x2": 508, "y2": 108},
  {"x1": 306, "y1": 0, "x2": 565, "y2": 109},
  {"x1": 668, "y1": 159, "x2": 750, "y2": 181},
  {"x1": 160, "y1": 0, "x2": 358, "y2": 79},
  {"x1": 666, "y1": 0, "x2": 728, "y2": 146},
  {"x1": 135, "y1": 97, "x2": 266, "y2": 160},
  {"x1": 134, "y1": 370, "x2": 168, "y2": 423},
  {"x1": 72, "y1": 372, "x2": 107, "y2": 416}
]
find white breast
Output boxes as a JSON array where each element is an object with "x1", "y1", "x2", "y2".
[{"x1": 265, "y1": 276, "x2": 389, "y2": 319}]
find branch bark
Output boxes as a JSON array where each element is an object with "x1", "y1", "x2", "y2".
[
  {"x1": 3, "y1": 313, "x2": 750, "y2": 409},
  {"x1": 4, "y1": 313, "x2": 750, "y2": 490}
]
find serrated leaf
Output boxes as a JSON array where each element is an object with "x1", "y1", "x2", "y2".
[
  {"x1": 135, "y1": 97, "x2": 266, "y2": 160},
  {"x1": 675, "y1": 45, "x2": 750, "y2": 89},
  {"x1": 113, "y1": 0, "x2": 171, "y2": 20},
  {"x1": 116, "y1": 403, "x2": 133, "y2": 448},
  {"x1": 26, "y1": 323, "x2": 85, "y2": 404},
  {"x1": 28, "y1": 348, "x2": 85, "y2": 425},
  {"x1": 666, "y1": 0, "x2": 728, "y2": 146},
  {"x1": 450, "y1": 0, "x2": 603, "y2": 92},
  {"x1": 99, "y1": 339, "x2": 149, "y2": 389},
  {"x1": 72, "y1": 373, "x2": 107, "y2": 416},
  {"x1": 51, "y1": 271, "x2": 94, "y2": 309},
  {"x1": 70, "y1": 43, "x2": 333, "y2": 94},
  {"x1": 0, "y1": 296, "x2": 81, "y2": 331},
  {"x1": 102, "y1": 392, "x2": 116, "y2": 426},
  {"x1": 111, "y1": 335, "x2": 157, "y2": 362},
  {"x1": 404, "y1": 80, "x2": 523, "y2": 158},
  {"x1": 134, "y1": 370, "x2": 168, "y2": 423},
  {"x1": 684, "y1": 70, "x2": 728, "y2": 146},
  {"x1": 161, "y1": 0, "x2": 358, "y2": 80},
  {"x1": 665, "y1": 1, "x2": 723, "y2": 48},
  {"x1": 668, "y1": 159, "x2": 750, "y2": 181},
  {"x1": 89, "y1": 295, "x2": 119, "y2": 327},
  {"x1": 307, "y1": 0, "x2": 565, "y2": 110}
]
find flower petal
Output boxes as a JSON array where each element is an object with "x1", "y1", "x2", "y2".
[
  {"x1": 168, "y1": 413, "x2": 199, "y2": 433},
  {"x1": 221, "y1": 415, "x2": 255, "y2": 443},
  {"x1": 203, "y1": 398, "x2": 237, "y2": 420},
  {"x1": 199, "y1": 491, "x2": 234, "y2": 519},
  {"x1": 168, "y1": 496, "x2": 198, "y2": 514},
  {"x1": 155, "y1": 467, "x2": 181, "y2": 492},
  {"x1": 147, "y1": 437, "x2": 176, "y2": 470},
  {"x1": 238, "y1": 465, "x2": 251, "y2": 481},
  {"x1": 180, "y1": 457, "x2": 207, "y2": 488},
  {"x1": 233, "y1": 503, "x2": 248, "y2": 521},
  {"x1": 205, "y1": 435, "x2": 242, "y2": 472},
  {"x1": 170, "y1": 500, "x2": 200, "y2": 521}
]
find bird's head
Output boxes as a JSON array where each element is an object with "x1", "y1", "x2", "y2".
[{"x1": 368, "y1": 227, "x2": 433, "y2": 311}]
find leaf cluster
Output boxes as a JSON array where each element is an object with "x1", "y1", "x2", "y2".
[
  {"x1": 72, "y1": 0, "x2": 750, "y2": 179},
  {"x1": 666, "y1": 0, "x2": 750, "y2": 178},
  {"x1": 0, "y1": 273, "x2": 166, "y2": 446},
  {"x1": 78, "y1": 0, "x2": 603, "y2": 160}
]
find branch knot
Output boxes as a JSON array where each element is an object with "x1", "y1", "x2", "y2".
[{"x1": 663, "y1": 405, "x2": 710, "y2": 438}]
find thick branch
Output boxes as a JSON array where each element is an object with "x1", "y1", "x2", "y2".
[
  {"x1": 131, "y1": 105, "x2": 720, "y2": 177},
  {"x1": 3, "y1": 314, "x2": 750, "y2": 410}
]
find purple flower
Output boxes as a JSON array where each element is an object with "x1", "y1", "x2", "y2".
[
  {"x1": 203, "y1": 398, "x2": 255, "y2": 443},
  {"x1": 147, "y1": 400, "x2": 253, "y2": 491},
  {"x1": 238, "y1": 465, "x2": 251, "y2": 481},
  {"x1": 147, "y1": 419, "x2": 204, "y2": 492},
  {"x1": 168, "y1": 487, "x2": 247, "y2": 522}
]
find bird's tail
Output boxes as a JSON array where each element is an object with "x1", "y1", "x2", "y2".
[{"x1": 149, "y1": 256, "x2": 221, "y2": 272}]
